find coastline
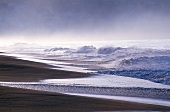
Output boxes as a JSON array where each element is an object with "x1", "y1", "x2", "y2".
[
  {"x1": 0, "y1": 55, "x2": 170, "y2": 111},
  {"x1": 1, "y1": 86, "x2": 170, "y2": 112},
  {"x1": 0, "y1": 55, "x2": 92, "y2": 82}
]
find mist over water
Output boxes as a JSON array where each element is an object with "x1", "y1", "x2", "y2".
[
  {"x1": 0, "y1": 0, "x2": 170, "y2": 91},
  {"x1": 1, "y1": 39, "x2": 169, "y2": 85},
  {"x1": 0, "y1": 0, "x2": 170, "y2": 44},
  {"x1": 1, "y1": 1, "x2": 170, "y2": 109}
]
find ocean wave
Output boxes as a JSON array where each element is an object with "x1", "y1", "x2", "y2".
[
  {"x1": 97, "y1": 47, "x2": 123, "y2": 54},
  {"x1": 118, "y1": 56, "x2": 170, "y2": 70},
  {"x1": 3, "y1": 41, "x2": 170, "y2": 86},
  {"x1": 75, "y1": 46, "x2": 97, "y2": 53},
  {"x1": 44, "y1": 47, "x2": 70, "y2": 52}
]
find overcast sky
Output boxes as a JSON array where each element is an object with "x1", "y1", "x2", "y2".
[{"x1": 0, "y1": 0, "x2": 170, "y2": 45}]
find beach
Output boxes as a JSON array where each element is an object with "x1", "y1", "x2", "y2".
[
  {"x1": 0, "y1": 55, "x2": 92, "y2": 82},
  {"x1": 0, "y1": 55, "x2": 170, "y2": 111}
]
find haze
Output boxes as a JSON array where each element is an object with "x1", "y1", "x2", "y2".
[{"x1": 0, "y1": 0, "x2": 170, "y2": 45}]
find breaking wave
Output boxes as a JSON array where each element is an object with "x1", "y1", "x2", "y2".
[
  {"x1": 2, "y1": 40, "x2": 170, "y2": 85},
  {"x1": 95, "y1": 49, "x2": 170, "y2": 85},
  {"x1": 75, "y1": 46, "x2": 97, "y2": 53},
  {"x1": 118, "y1": 56, "x2": 170, "y2": 70},
  {"x1": 97, "y1": 47, "x2": 123, "y2": 54}
]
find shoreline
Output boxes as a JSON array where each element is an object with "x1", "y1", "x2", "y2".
[
  {"x1": 1, "y1": 82, "x2": 170, "y2": 100},
  {"x1": 1, "y1": 86, "x2": 170, "y2": 111},
  {"x1": 0, "y1": 55, "x2": 92, "y2": 82},
  {"x1": 1, "y1": 83, "x2": 170, "y2": 107},
  {"x1": 0, "y1": 54, "x2": 170, "y2": 111}
]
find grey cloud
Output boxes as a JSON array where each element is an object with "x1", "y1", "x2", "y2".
[{"x1": 0, "y1": 0, "x2": 170, "y2": 40}]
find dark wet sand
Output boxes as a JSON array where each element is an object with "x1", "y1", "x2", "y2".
[
  {"x1": 0, "y1": 55, "x2": 170, "y2": 111},
  {"x1": 0, "y1": 55, "x2": 92, "y2": 82}
]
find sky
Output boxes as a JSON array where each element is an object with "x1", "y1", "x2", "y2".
[{"x1": 0, "y1": 0, "x2": 170, "y2": 45}]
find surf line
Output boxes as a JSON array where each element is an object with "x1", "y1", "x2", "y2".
[{"x1": 0, "y1": 82, "x2": 170, "y2": 108}]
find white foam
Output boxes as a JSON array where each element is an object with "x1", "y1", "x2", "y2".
[{"x1": 42, "y1": 75, "x2": 170, "y2": 89}]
